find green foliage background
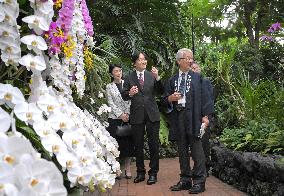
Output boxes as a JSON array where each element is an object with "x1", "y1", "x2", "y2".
[{"x1": 89, "y1": 0, "x2": 284, "y2": 155}]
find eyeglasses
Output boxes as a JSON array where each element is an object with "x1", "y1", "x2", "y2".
[{"x1": 179, "y1": 57, "x2": 193, "y2": 61}]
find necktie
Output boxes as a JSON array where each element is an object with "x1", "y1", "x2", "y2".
[
  {"x1": 139, "y1": 72, "x2": 144, "y2": 87},
  {"x1": 179, "y1": 72, "x2": 186, "y2": 95}
]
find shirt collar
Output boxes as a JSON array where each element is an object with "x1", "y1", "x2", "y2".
[
  {"x1": 136, "y1": 69, "x2": 145, "y2": 76},
  {"x1": 178, "y1": 69, "x2": 189, "y2": 77}
]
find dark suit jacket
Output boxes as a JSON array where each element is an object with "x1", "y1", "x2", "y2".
[
  {"x1": 122, "y1": 70, "x2": 163, "y2": 124},
  {"x1": 163, "y1": 71, "x2": 214, "y2": 138}
]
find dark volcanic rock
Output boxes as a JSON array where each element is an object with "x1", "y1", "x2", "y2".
[{"x1": 211, "y1": 143, "x2": 284, "y2": 196}]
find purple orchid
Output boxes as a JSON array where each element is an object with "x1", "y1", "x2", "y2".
[
  {"x1": 81, "y1": 0, "x2": 94, "y2": 36},
  {"x1": 56, "y1": 0, "x2": 75, "y2": 33},
  {"x1": 260, "y1": 35, "x2": 273, "y2": 42},
  {"x1": 268, "y1": 22, "x2": 281, "y2": 33},
  {"x1": 49, "y1": 45, "x2": 61, "y2": 55}
]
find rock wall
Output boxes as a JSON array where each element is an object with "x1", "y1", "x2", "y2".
[{"x1": 211, "y1": 142, "x2": 284, "y2": 196}]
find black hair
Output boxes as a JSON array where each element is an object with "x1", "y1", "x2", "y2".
[
  {"x1": 131, "y1": 51, "x2": 147, "y2": 64},
  {"x1": 108, "y1": 64, "x2": 122, "y2": 74}
]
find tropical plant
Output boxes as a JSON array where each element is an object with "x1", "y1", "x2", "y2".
[
  {"x1": 89, "y1": 0, "x2": 185, "y2": 74},
  {"x1": 220, "y1": 120, "x2": 284, "y2": 155}
]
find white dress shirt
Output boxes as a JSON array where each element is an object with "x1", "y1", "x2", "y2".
[{"x1": 136, "y1": 70, "x2": 145, "y2": 81}]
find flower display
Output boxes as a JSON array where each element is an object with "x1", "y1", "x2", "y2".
[
  {"x1": 45, "y1": 0, "x2": 96, "y2": 97},
  {"x1": 0, "y1": 0, "x2": 120, "y2": 193}
]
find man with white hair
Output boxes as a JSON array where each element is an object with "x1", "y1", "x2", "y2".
[{"x1": 163, "y1": 48, "x2": 214, "y2": 194}]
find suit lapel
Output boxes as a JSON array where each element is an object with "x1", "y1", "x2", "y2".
[{"x1": 143, "y1": 71, "x2": 151, "y2": 92}]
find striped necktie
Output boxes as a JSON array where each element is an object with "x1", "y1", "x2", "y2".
[{"x1": 139, "y1": 72, "x2": 144, "y2": 87}]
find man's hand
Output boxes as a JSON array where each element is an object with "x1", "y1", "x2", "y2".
[
  {"x1": 129, "y1": 86, "x2": 138, "y2": 96},
  {"x1": 202, "y1": 116, "x2": 209, "y2": 129},
  {"x1": 151, "y1": 67, "x2": 159, "y2": 80},
  {"x1": 168, "y1": 92, "x2": 182, "y2": 102}
]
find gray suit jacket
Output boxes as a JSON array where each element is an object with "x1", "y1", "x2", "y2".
[
  {"x1": 106, "y1": 81, "x2": 131, "y2": 119},
  {"x1": 122, "y1": 70, "x2": 163, "y2": 124}
]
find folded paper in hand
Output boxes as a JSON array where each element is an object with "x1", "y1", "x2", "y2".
[{"x1": 198, "y1": 123, "x2": 206, "y2": 138}]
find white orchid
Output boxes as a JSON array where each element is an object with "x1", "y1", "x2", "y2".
[
  {"x1": 1, "y1": 52, "x2": 21, "y2": 66},
  {"x1": 41, "y1": 134, "x2": 67, "y2": 155},
  {"x1": 0, "y1": 24, "x2": 20, "y2": 40},
  {"x1": 56, "y1": 150, "x2": 79, "y2": 171},
  {"x1": 0, "y1": 83, "x2": 25, "y2": 107},
  {"x1": 15, "y1": 159, "x2": 67, "y2": 195},
  {"x1": 14, "y1": 102, "x2": 42, "y2": 124},
  {"x1": 29, "y1": 0, "x2": 54, "y2": 15},
  {"x1": 21, "y1": 34, "x2": 48, "y2": 54},
  {"x1": 32, "y1": 120, "x2": 55, "y2": 138},
  {"x1": 37, "y1": 94, "x2": 60, "y2": 114},
  {"x1": 47, "y1": 112, "x2": 75, "y2": 131},
  {"x1": 76, "y1": 149, "x2": 95, "y2": 167},
  {"x1": 19, "y1": 54, "x2": 46, "y2": 72},
  {"x1": 22, "y1": 15, "x2": 49, "y2": 35},
  {"x1": 0, "y1": 136, "x2": 37, "y2": 166},
  {"x1": 0, "y1": 39, "x2": 21, "y2": 55},
  {"x1": 0, "y1": 107, "x2": 11, "y2": 133},
  {"x1": 67, "y1": 166, "x2": 93, "y2": 187},
  {"x1": 62, "y1": 131, "x2": 86, "y2": 150}
]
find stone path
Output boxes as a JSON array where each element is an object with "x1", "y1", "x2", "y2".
[{"x1": 94, "y1": 158, "x2": 247, "y2": 196}]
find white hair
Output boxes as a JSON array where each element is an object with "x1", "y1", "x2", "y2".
[{"x1": 176, "y1": 48, "x2": 193, "y2": 61}]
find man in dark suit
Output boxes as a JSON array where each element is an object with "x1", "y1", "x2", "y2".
[
  {"x1": 122, "y1": 51, "x2": 163, "y2": 185},
  {"x1": 163, "y1": 48, "x2": 214, "y2": 194}
]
